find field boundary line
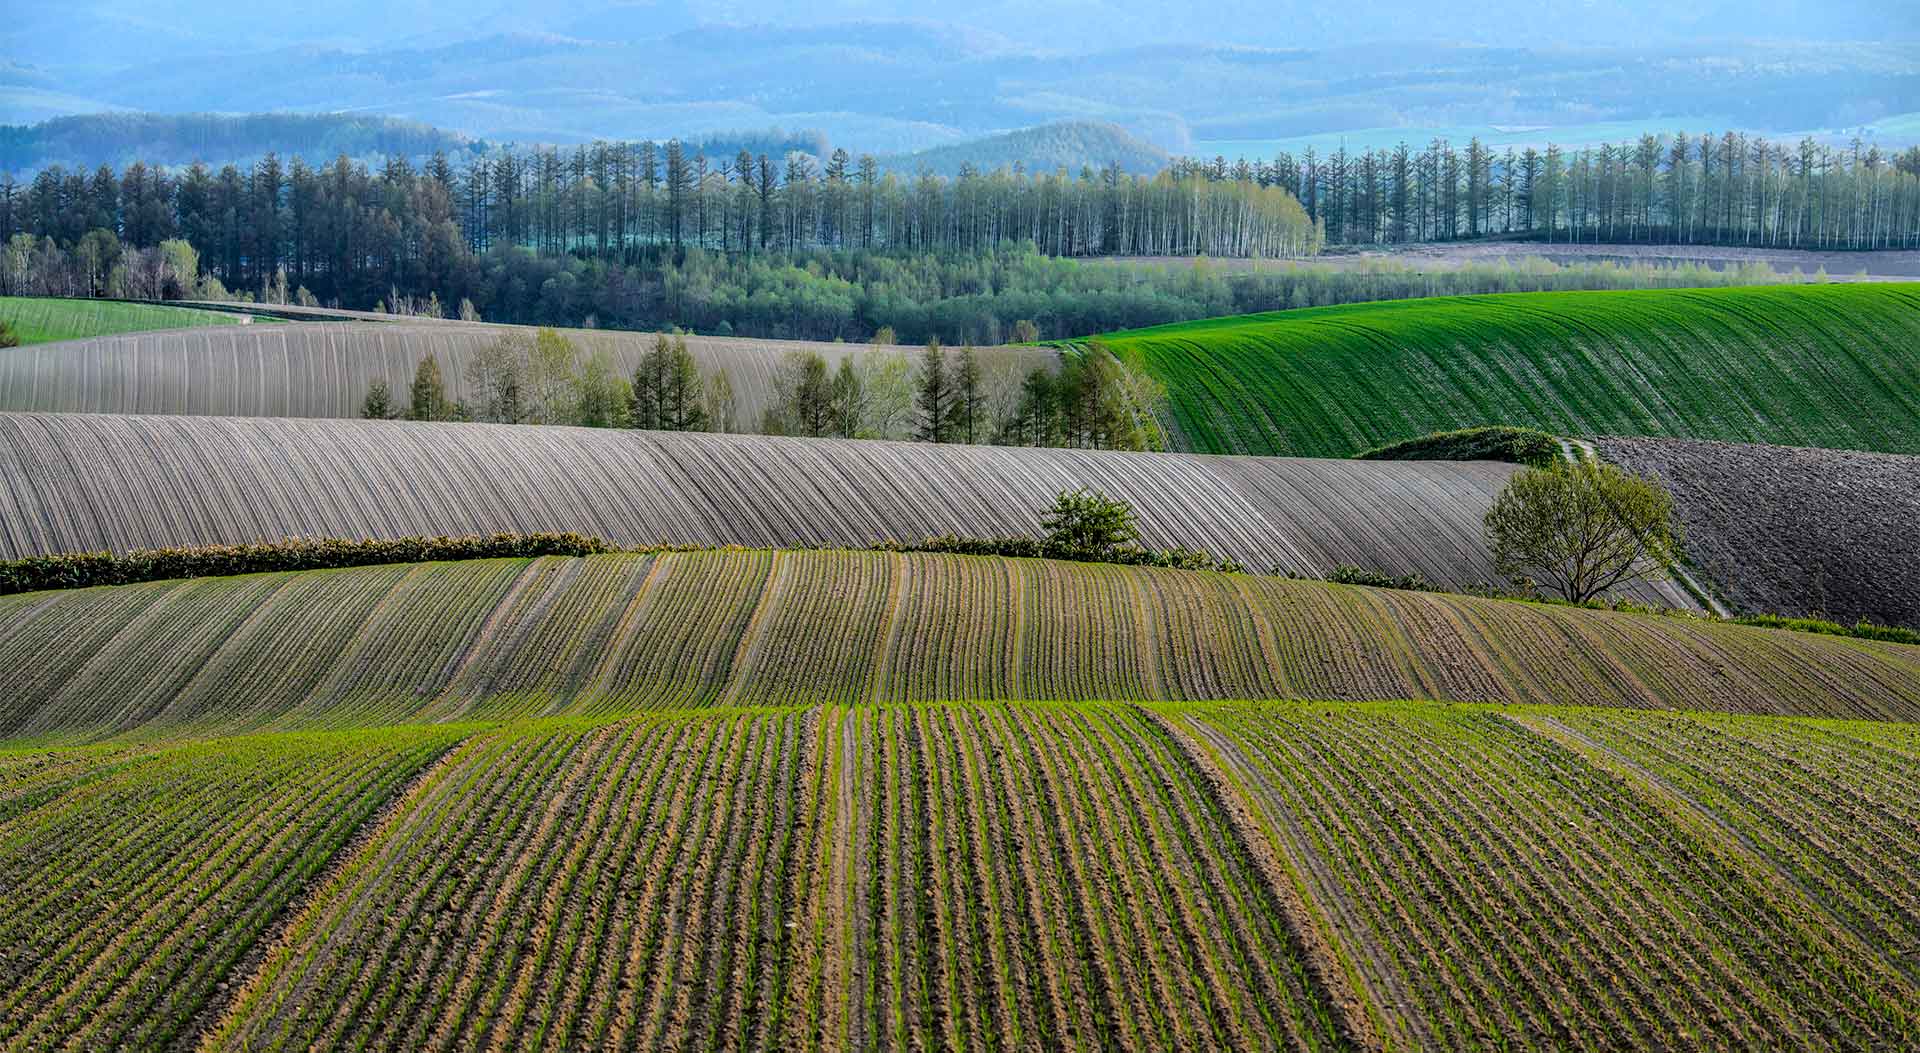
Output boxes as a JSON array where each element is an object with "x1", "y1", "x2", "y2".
[
  {"x1": 183, "y1": 729, "x2": 482, "y2": 1052},
  {"x1": 1131, "y1": 703, "x2": 1384, "y2": 1052},
  {"x1": 1499, "y1": 711, "x2": 1916, "y2": 985}
]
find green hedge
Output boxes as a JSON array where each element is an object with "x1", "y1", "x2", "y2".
[
  {"x1": 1356, "y1": 426, "x2": 1562, "y2": 467},
  {"x1": 1325, "y1": 565, "x2": 1440, "y2": 592},
  {"x1": 874, "y1": 535, "x2": 1244, "y2": 573},
  {"x1": 0, "y1": 533, "x2": 616, "y2": 595},
  {"x1": 1733, "y1": 613, "x2": 1920, "y2": 647}
]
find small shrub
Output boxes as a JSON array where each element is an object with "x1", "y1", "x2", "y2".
[
  {"x1": 1041, "y1": 488, "x2": 1140, "y2": 554},
  {"x1": 875, "y1": 535, "x2": 1242, "y2": 574}
]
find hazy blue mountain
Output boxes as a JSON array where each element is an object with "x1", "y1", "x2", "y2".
[
  {"x1": 886, "y1": 122, "x2": 1169, "y2": 177},
  {"x1": 3, "y1": 3, "x2": 1915, "y2": 159}
]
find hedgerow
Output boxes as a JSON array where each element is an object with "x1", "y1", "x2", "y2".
[
  {"x1": 872, "y1": 534, "x2": 1245, "y2": 573},
  {"x1": 1324, "y1": 565, "x2": 1441, "y2": 591},
  {"x1": 1356, "y1": 426, "x2": 1561, "y2": 467},
  {"x1": 0, "y1": 533, "x2": 615, "y2": 595},
  {"x1": 1733, "y1": 613, "x2": 1920, "y2": 647}
]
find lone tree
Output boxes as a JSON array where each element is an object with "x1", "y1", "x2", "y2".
[
  {"x1": 1042, "y1": 488, "x2": 1140, "y2": 555},
  {"x1": 0, "y1": 318, "x2": 19, "y2": 349},
  {"x1": 1484, "y1": 460, "x2": 1682, "y2": 604}
]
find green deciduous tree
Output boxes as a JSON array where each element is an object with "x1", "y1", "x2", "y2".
[
  {"x1": 573, "y1": 349, "x2": 626, "y2": 428},
  {"x1": 1041, "y1": 488, "x2": 1140, "y2": 555},
  {"x1": 1485, "y1": 460, "x2": 1682, "y2": 604},
  {"x1": 829, "y1": 357, "x2": 866, "y2": 438},
  {"x1": 408, "y1": 354, "x2": 450, "y2": 421}
]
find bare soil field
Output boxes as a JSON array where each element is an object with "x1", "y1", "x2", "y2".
[
  {"x1": 1595, "y1": 437, "x2": 1920, "y2": 628},
  {"x1": 1108, "y1": 242, "x2": 1920, "y2": 280}
]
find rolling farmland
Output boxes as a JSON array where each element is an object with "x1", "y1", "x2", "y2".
[
  {"x1": 4, "y1": 550, "x2": 1917, "y2": 743},
  {"x1": 0, "y1": 296, "x2": 246, "y2": 345},
  {"x1": 1097, "y1": 283, "x2": 1920, "y2": 457},
  {"x1": 1164, "y1": 701, "x2": 1920, "y2": 1050},
  {"x1": 1595, "y1": 436, "x2": 1920, "y2": 628},
  {"x1": 0, "y1": 411, "x2": 1640, "y2": 599},
  {"x1": 8, "y1": 701, "x2": 1918, "y2": 1051},
  {"x1": 0, "y1": 320, "x2": 1051, "y2": 429}
]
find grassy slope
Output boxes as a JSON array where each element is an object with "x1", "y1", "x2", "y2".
[
  {"x1": 1099, "y1": 283, "x2": 1920, "y2": 457},
  {"x1": 4, "y1": 550, "x2": 1917, "y2": 743},
  {"x1": 10, "y1": 702, "x2": 1918, "y2": 1051},
  {"x1": 0, "y1": 296, "x2": 244, "y2": 344}
]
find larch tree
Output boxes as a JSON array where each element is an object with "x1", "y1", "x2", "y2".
[{"x1": 915, "y1": 339, "x2": 952, "y2": 443}]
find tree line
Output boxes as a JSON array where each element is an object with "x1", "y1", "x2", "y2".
[
  {"x1": 2, "y1": 230, "x2": 1822, "y2": 347},
  {"x1": 1200, "y1": 132, "x2": 1920, "y2": 250},
  {"x1": 372, "y1": 327, "x2": 1164, "y2": 453},
  {"x1": 0, "y1": 145, "x2": 1315, "y2": 309}
]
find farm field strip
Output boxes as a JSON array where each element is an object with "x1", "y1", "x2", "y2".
[
  {"x1": 7, "y1": 701, "x2": 1918, "y2": 1051},
  {"x1": 1594, "y1": 436, "x2": 1920, "y2": 628},
  {"x1": 0, "y1": 297, "x2": 245, "y2": 346},
  {"x1": 1099, "y1": 283, "x2": 1920, "y2": 457},
  {"x1": 4, "y1": 550, "x2": 1918, "y2": 743},
  {"x1": 0, "y1": 410, "x2": 1612, "y2": 600},
  {"x1": 1159, "y1": 700, "x2": 1920, "y2": 1051},
  {"x1": 0, "y1": 319, "x2": 1050, "y2": 427}
]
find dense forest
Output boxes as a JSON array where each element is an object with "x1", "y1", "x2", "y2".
[{"x1": 1, "y1": 127, "x2": 1910, "y2": 340}]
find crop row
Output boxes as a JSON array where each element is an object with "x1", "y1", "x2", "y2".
[
  {"x1": 0, "y1": 409, "x2": 1586, "y2": 598},
  {"x1": 1098, "y1": 283, "x2": 1920, "y2": 457},
  {"x1": 1162, "y1": 700, "x2": 1920, "y2": 1051},
  {"x1": 206, "y1": 710, "x2": 820, "y2": 1052},
  {"x1": 4, "y1": 550, "x2": 1918, "y2": 742},
  {"x1": 0, "y1": 725, "x2": 461, "y2": 1051},
  {"x1": 200, "y1": 703, "x2": 1350, "y2": 1053},
  {"x1": 8, "y1": 701, "x2": 1919, "y2": 1050}
]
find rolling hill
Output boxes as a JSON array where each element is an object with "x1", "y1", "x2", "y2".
[
  {"x1": 0, "y1": 320, "x2": 1051, "y2": 432},
  {"x1": 886, "y1": 120, "x2": 1169, "y2": 176},
  {"x1": 9, "y1": 700, "x2": 1917, "y2": 1052},
  {"x1": 1097, "y1": 283, "x2": 1920, "y2": 458},
  {"x1": 0, "y1": 411, "x2": 1670, "y2": 602},
  {"x1": 2, "y1": 550, "x2": 1913, "y2": 743},
  {"x1": 1596, "y1": 436, "x2": 1920, "y2": 628},
  {"x1": 6, "y1": 547, "x2": 1920, "y2": 1049}
]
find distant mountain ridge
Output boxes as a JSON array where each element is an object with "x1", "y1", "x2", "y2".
[
  {"x1": 0, "y1": 111, "x2": 1175, "y2": 178},
  {"x1": 0, "y1": 112, "x2": 475, "y2": 172},
  {"x1": 888, "y1": 122, "x2": 1169, "y2": 177}
]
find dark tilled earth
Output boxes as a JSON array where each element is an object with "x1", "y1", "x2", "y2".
[{"x1": 1596, "y1": 437, "x2": 1920, "y2": 628}]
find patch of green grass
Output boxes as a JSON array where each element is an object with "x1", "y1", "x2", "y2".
[
  {"x1": 0, "y1": 297, "x2": 244, "y2": 345},
  {"x1": 1099, "y1": 283, "x2": 1920, "y2": 457}
]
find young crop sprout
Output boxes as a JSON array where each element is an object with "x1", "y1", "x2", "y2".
[{"x1": 1485, "y1": 460, "x2": 1681, "y2": 604}]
